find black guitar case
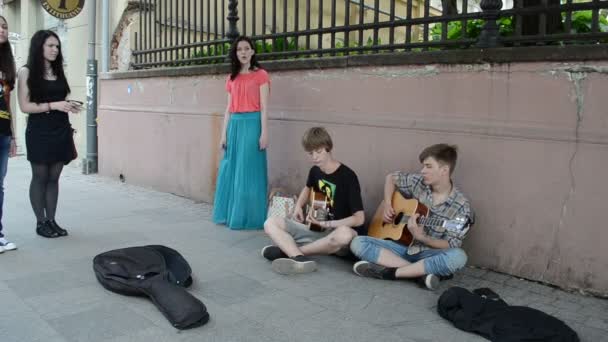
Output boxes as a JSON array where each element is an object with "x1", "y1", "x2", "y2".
[
  {"x1": 438, "y1": 286, "x2": 579, "y2": 342},
  {"x1": 93, "y1": 245, "x2": 209, "y2": 329}
]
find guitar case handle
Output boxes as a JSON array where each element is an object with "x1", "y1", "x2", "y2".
[{"x1": 141, "y1": 277, "x2": 209, "y2": 329}]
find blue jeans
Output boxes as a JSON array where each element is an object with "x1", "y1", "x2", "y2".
[
  {"x1": 0, "y1": 135, "x2": 10, "y2": 238},
  {"x1": 350, "y1": 236, "x2": 467, "y2": 276}
]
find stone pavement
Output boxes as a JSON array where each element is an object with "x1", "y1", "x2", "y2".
[{"x1": 0, "y1": 157, "x2": 606, "y2": 342}]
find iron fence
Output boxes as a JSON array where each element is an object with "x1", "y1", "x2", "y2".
[{"x1": 132, "y1": 0, "x2": 608, "y2": 69}]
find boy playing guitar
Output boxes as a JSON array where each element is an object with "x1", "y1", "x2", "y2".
[
  {"x1": 262, "y1": 127, "x2": 365, "y2": 275},
  {"x1": 350, "y1": 144, "x2": 474, "y2": 290}
]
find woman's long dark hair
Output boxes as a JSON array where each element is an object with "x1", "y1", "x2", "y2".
[
  {"x1": 229, "y1": 36, "x2": 262, "y2": 81},
  {"x1": 26, "y1": 30, "x2": 70, "y2": 103},
  {"x1": 0, "y1": 16, "x2": 16, "y2": 90}
]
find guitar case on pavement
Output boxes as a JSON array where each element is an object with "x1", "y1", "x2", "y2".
[
  {"x1": 93, "y1": 245, "x2": 209, "y2": 329},
  {"x1": 437, "y1": 286, "x2": 579, "y2": 342}
]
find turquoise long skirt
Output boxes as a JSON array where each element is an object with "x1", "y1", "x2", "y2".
[{"x1": 212, "y1": 112, "x2": 268, "y2": 230}]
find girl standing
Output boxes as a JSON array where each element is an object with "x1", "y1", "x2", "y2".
[
  {"x1": 17, "y1": 30, "x2": 81, "y2": 238},
  {"x1": 0, "y1": 16, "x2": 17, "y2": 252},
  {"x1": 212, "y1": 36, "x2": 270, "y2": 230}
]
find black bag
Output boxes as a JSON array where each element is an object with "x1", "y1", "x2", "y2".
[
  {"x1": 93, "y1": 245, "x2": 209, "y2": 329},
  {"x1": 437, "y1": 286, "x2": 579, "y2": 342}
]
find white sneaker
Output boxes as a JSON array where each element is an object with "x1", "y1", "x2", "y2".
[
  {"x1": 0, "y1": 238, "x2": 17, "y2": 251},
  {"x1": 418, "y1": 274, "x2": 439, "y2": 290}
]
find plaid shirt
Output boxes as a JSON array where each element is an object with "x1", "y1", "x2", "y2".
[{"x1": 394, "y1": 172, "x2": 474, "y2": 255}]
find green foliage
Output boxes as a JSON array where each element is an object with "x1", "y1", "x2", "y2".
[
  {"x1": 429, "y1": 11, "x2": 608, "y2": 44},
  {"x1": 177, "y1": 36, "x2": 390, "y2": 65},
  {"x1": 332, "y1": 37, "x2": 382, "y2": 56},
  {"x1": 254, "y1": 37, "x2": 300, "y2": 59},
  {"x1": 567, "y1": 10, "x2": 608, "y2": 33},
  {"x1": 188, "y1": 42, "x2": 231, "y2": 65},
  {"x1": 430, "y1": 17, "x2": 514, "y2": 42}
]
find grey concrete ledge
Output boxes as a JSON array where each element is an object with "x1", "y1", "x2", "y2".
[{"x1": 100, "y1": 45, "x2": 608, "y2": 80}]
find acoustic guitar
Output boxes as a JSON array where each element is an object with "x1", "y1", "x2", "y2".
[
  {"x1": 306, "y1": 189, "x2": 331, "y2": 232},
  {"x1": 368, "y1": 191, "x2": 467, "y2": 245}
]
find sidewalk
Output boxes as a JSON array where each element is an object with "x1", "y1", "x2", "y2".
[{"x1": 0, "y1": 157, "x2": 606, "y2": 342}]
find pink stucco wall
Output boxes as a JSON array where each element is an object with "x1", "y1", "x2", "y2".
[{"x1": 98, "y1": 62, "x2": 608, "y2": 294}]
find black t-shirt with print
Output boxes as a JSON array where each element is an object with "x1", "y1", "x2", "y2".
[
  {"x1": 306, "y1": 164, "x2": 364, "y2": 232},
  {"x1": 0, "y1": 81, "x2": 12, "y2": 136}
]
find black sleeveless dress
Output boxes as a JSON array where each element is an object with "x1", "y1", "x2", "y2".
[{"x1": 25, "y1": 79, "x2": 75, "y2": 165}]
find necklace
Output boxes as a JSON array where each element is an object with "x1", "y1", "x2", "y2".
[{"x1": 44, "y1": 68, "x2": 55, "y2": 80}]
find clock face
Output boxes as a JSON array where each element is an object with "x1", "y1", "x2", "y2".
[{"x1": 41, "y1": 0, "x2": 86, "y2": 20}]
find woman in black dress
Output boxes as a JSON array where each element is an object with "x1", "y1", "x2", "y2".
[{"x1": 17, "y1": 30, "x2": 81, "y2": 238}]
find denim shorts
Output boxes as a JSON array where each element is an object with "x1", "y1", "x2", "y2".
[{"x1": 350, "y1": 236, "x2": 467, "y2": 276}]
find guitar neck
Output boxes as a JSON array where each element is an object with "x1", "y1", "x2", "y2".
[
  {"x1": 421, "y1": 217, "x2": 444, "y2": 227},
  {"x1": 402, "y1": 215, "x2": 444, "y2": 228}
]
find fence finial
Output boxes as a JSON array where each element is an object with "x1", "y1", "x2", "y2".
[
  {"x1": 227, "y1": 0, "x2": 240, "y2": 40},
  {"x1": 476, "y1": 0, "x2": 503, "y2": 48}
]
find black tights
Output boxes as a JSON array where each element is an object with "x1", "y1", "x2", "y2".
[{"x1": 29, "y1": 162, "x2": 64, "y2": 222}]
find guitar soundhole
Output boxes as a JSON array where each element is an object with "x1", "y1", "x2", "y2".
[{"x1": 393, "y1": 212, "x2": 404, "y2": 226}]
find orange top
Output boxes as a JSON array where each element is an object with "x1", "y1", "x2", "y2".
[{"x1": 225, "y1": 69, "x2": 270, "y2": 113}]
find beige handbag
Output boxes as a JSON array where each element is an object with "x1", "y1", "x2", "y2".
[{"x1": 267, "y1": 188, "x2": 297, "y2": 219}]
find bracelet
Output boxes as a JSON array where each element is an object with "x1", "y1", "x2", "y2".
[{"x1": 47, "y1": 103, "x2": 51, "y2": 112}]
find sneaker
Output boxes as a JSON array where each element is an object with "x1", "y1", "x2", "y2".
[
  {"x1": 352, "y1": 261, "x2": 387, "y2": 279},
  {"x1": 417, "y1": 274, "x2": 440, "y2": 291},
  {"x1": 261, "y1": 245, "x2": 287, "y2": 261},
  {"x1": 0, "y1": 237, "x2": 17, "y2": 251},
  {"x1": 271, "y1": 255, "x2": 317, "y2": 275}
]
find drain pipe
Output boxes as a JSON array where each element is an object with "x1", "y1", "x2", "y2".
[
  {"x1": 101, "y1": 0, "x2": 109, "y2": 72},
  {"x1": 84, "y1": 0, "x2": 98, "y2": 174}
]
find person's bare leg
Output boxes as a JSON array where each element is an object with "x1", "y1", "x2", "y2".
[
  {"x1": 264, "y1": 217, "x2": 317, "y2": 275},
  {"x1": 353, "y1": 245, "x2": 415, "y2": 280},
  {"x1": 395, "y1": 260, "x2": 426, "y2": 278},
  {"x1": 299, "y1": 226, "x2": 357, "y2": 255},
  {"x1": 352, "y1": 241, "x2": 439, "y2": 289},
  {"x1": 369, "y1": 249, "x2": 426, "y2": 277},
  {"x1": 263, "y1": 217, "x2": 303, "y2": 257},
  {"x1": 374, "y1": 248, "x2": 411, "y2": 268}
]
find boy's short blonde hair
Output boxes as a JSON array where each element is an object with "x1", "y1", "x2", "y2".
[{"x1": 302, "y1": 127, "x2": 333, "y2": 152}]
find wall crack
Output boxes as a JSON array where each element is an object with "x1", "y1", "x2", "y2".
[{"x1": 542, "y1": 70, "x2": 586, "y2": 281}]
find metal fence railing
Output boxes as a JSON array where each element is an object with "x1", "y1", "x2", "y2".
[{"x1": 132, "y1": 0, "x2": 608, "y2": 69}]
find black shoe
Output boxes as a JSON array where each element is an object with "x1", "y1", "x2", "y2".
[
  {"x1": 439, "y1": 274, "x2": 454, "y2": 281},
  {"x1": 352, "y1": 261, "x2": 388, "y2": 280},
  {"x1": 48, "y1": 220, "x2": 68, "y2": 236},
  {"x1": 261, "y1": 245, "x2": 287, "y2": 261},
  {"x1": 271, "y1": 255, "x2": 317, "y2": 275},
  {"x1": 36, "y1": 221, "x2": 59, "y2": 238},
  {"x1": 416, "y1": 274, "x2": 440, "y2": 290}
]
